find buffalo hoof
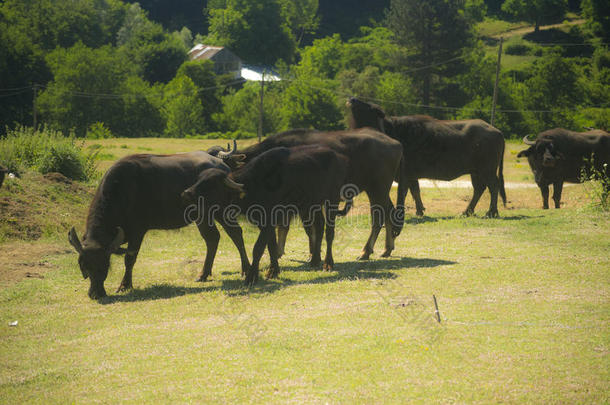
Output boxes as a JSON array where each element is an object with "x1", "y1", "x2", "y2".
[
  {"x1": 380, "y1": 250, "x2": 392, "y2": 258},
  {"x1": 116, "y1": 283, "x2": 132, "y2": 293},
  {"x1": 357, "y1": 251, "x2": 371, "y2": 261},
  {"x1": 309, "y1": 257, "x2": 322, "y2": 268},
  {"x1": 265, "y1": 266, "x2": 280, "y2": 279},
  {"x1": 195, "y1": 274, "x2": 210, "y2": 282},
  {"x1": 88, "y1": 288, "x2": 107, "y2": 300},
  {"x1": 416, "y1": 210, "x2": 425, "y2": 217},
  {"x1": 485, "y1": 211, "x2": 499, "y2": 218},
  {"x1": 323, "y1": 262, "x2": 333, "y2": 271},
  {"x1": 462, "y1": 209, "x2": 474, "y2": 217},
  {"x1": 245, "y1": 269, "x2": 259, "y2": 286}
]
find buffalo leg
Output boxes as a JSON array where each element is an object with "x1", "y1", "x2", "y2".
[
  {"x1": 381, "y1": 196, "x2": 396, "y2": 257},
  {"x1": 265, "y1": 227, "x2": 281, "y2": 279},
  {"x1": 276, "y1": 225, "x2": 289, "y2": 258},
  {"x1": 358, "y1": 196, "x2": 385, "y2": 260},
  {"x1": 218, "y1": 219, "x2": 250, "y2": 277},
  {"x1": 552, "y1": 181, "x2": 563, "y2": 209},
  {"x1": 309, "y1": 211, "x2": 324, "y2": 267},
  {"x1": 396, "y1": 169, "x2": 408, "y2": 221},
  {"x1": 117, "y1": 232, "x2": 145, "y2": 292},
  {"x1": 485, "y1": 175, "x2": 500, "y2": 218},
  {"x1": 539, "y1": 183, "x2": 550, "y2": 209},
  {"x1": 246, "y1": 225, "x2": 274, "y2": 285},
  {"x1": 464, "y1": 175, "x2": 486, "y2": 216},
  {"x1": 195, "y1": 222, "x2": 220, "y2": 282},
  {"x1": 323, "y1": 203, "x2": 339, "y2": 271},
  {"x1": 409, "y1": 180, "x2": 425, "y2": 217}
]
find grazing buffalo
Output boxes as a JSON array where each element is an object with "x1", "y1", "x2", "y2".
[
  {"x1": 182, "y1": 145, "x2": 350, "y2": 285},
  {"x1": 346, "y1": 97, "x2": 506, "y2": 217},
  {"x1": 235, "y1": 127, "x2": 403, "y2": 261},
  {"x1": 0, "y1": 165, "x2": 7, "y2": 189},
  {"x1": 68, "y1": 145, "x2": 250, "y2": 299},
  {"x1": 517, "y1": 128, "x2": 610, "y2": 208}
]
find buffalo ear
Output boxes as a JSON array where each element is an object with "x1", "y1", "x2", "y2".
[
  {"x1": 68, "y1": 227, "x2": 83, "y2": 254},
  {"x1": 517, "y1": 149, "x2": 530, "y2": 158},
  {"x1": 109, "y1": 227, "x2": 125, "y2": 253}
]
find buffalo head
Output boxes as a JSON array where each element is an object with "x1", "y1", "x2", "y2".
[
  {"x1": 517, "y1": 136, "x2": 564, "y2": 169},
  {"x1": 207, "y1": 140, "x2": 246, "y2": 170},
  {"x1": 346, "y1": 97, "x2": 386, "y2": 132},
  {"x1": 181, "y1": 168, "x2": 245, "y2": 209},
  {"x1": 68, "y1": 226, "x2": 124, "y2": 299}
]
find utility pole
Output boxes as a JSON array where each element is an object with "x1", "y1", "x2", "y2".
[
  {"x1": 32, "y1": 84, "x2": 38, "y2": 130},
  {"x1": 258, "y1": 71, "x2": 264, "y2": 143},
  {"x1": 490, "y1": 37, "x2": 503, "y2": 127}
]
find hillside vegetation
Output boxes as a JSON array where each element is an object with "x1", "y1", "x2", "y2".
[{"x1": 1, "y1": 0, "x2": 608, "y2": 142}]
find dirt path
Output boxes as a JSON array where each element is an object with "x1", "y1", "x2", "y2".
[
  {"x1": 491, "y1": 19, "x2": 585, "y2": 39},
  {"x1": 393, "y1": 180, "x2": 551, "y2": 189}
]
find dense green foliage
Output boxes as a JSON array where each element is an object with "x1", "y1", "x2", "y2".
[
  {"x1": 386, "y1": 0, "x2": 475, "y2": 105},
  {"x1": 0, "y1": 0, "x2": 607, "y2": 140},
  {"x1": 501, "y1": 0, "x2": 568, "y2": 32},
  {"x1": 0, "y1": 126, "x2": 96, "y2": 180}
]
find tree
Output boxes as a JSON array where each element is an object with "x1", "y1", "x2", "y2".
[
  {"x1": 582, "y1": 0, "x2": 610, "y2": 41},
  {"x1": 123, "y1": 0, "x2": 207, "y2": 35},
  {"x1": 501, "y1": 0, "x2": 568, "y2": 33},
  {"x1": 280, "y1": 77, "x2": 343, "y2": 130},
  {"x1": 176, "y1": 60, "x2": 223, "y2": 131},
  {"x1": 37, "y1": 43, "x2": 130, "y2": 137},
  {"x1": 0, "y1": 0, "x2": 127, "y2": 131},
  {"x1": 205, "y1": 0, "x2": 296, "y2": 65},
  {"x1": 296, "y1": 34, "x2": 346, "y2": 79},
  {"x1": 117, "y1": 4, "x2": 187, "y2": 84},
  {"x1": 161, "y1": 76, "x2": 205, "y2": 137},
  {"x1": 519, "y1": 52, "x2": 584, "y2": 133},
  {"x1": 216, "y1": 82, "x2": 284, "y2": 136},
  {"x1": 386, "y1": 0, "x2": 475, "y2": 105},
  {"x1": 317, "y1": 0, "x2": 390, "y2": 40},
  {"x1": 278, "y1": 0, "x2": 319, "y2": 45}
]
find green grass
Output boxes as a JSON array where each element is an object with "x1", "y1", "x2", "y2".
[
  {"x1": 1, "y1": 138, "x2": 609, "y2": 403},
  {"x1": 477, "y1": 18, "x2": 529, "y2": 38}
]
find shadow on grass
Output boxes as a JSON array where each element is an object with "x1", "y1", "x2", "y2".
[
  {"x1": 230, "y1": 256, "x2": 456, "y2": 296},
  {"x1": 404, "y1": 214, "x2": 536, "y2": 224},
  {"x1": 99, "y1": 284, "x2": 218, "y2": 304},
  {"x1": 100, "y1": 256, "x2": 455, "y2": 303}
]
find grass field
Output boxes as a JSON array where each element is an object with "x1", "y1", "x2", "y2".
[{"x1": 1, "y1": 138, "x2": 608, "y2": 403}]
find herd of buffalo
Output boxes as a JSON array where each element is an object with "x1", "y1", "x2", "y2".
[{"x1": 62, "y1": 97, "x2": 609, "y2": 299}]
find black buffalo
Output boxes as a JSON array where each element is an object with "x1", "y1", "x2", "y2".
[
  {"x1": 346, "y1": 97, "x2": 506, "y2": 217},
  {"x1": 182, "y1": 145, "x2": 350, "y2": 284},
  {"x1": 517, "y1": 128, "x2": 610, "y2": 208},
  {"x1": 68, "y1": 146, "x2": 250, "y2": 299},
  {"x1": 235, "y1": 127, "x2": 403, "y2": 261}
]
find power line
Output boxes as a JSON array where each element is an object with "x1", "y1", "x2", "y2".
[{"x1": 1, "y1": 75, "x2": 608, "y2": 117}]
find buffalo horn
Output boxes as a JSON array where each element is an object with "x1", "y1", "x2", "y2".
[
  {"x1": 218, "y1": 140, "x2": 238, "y2": 159},
  {"x1": 223, "y1": 176, "x2": 245, "y2": 192},
  {"x1": 522, "y1": 135, "x2": 536, "y2": 145},
  {"x1": 68, "y1": 227, "x2": 83, "y2": 254}
]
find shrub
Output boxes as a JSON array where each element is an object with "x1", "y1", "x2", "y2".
[
  {"x1": 86, "y1": 122, "x2": 113, "y2": 139},
  {"x1": 581, "y1": 163, "x2": 610, "y2": 211},
  {"x1": 0, "y1": 126, "x2": 97, "y2": 180},
  {"x1": 505, "y1": 42, "x2": 532, "y2": 56}
]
